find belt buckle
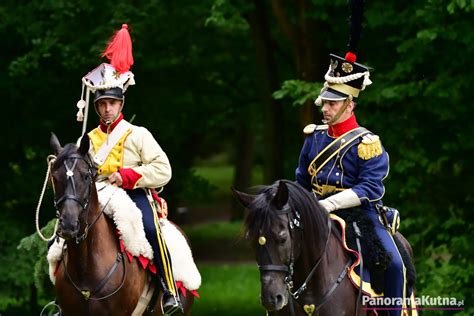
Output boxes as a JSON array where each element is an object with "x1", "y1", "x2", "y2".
[{"x1": 321, "y1": 184, "x2": 337, "y2": 196}]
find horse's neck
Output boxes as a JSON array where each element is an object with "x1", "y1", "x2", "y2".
[
  {"x1": 66, "y1": 195, "x2": 118, "y2": 272},
  {"x1": 295, "y1": 227, "x2": 348, "y2": 297}
]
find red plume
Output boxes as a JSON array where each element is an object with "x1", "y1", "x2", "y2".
[
  {"x1": 102, "y1": 24, "x2": 134, "y2": 73},
  {"x1": 345, "y1": 51, "x2": 357, "y2": 63}
]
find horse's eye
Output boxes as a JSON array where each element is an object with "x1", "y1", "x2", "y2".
[
  {"x1": 278, "y1": 235, "x2": 288, "y2": 244},
  {"x1": 84, "y1": 174, "x2": 90, "y2": 181}
]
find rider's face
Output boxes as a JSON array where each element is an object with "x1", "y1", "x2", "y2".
[
  {"x1": 96, "y1": 98, "x2": 122, "y2": 123},
  {"x1": 321, "y1": 99, "x2": 353, "y2": 125}
]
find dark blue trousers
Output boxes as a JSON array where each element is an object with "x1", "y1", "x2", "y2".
[
  {"x1": 126, "y1": 188, "x2": 175, "y2": 295},
  {"x1": 367, "y1": 209, "x2": 406, "y2": 316}
]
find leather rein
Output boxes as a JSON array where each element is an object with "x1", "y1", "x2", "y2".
[{"x1": 258, "y1": 204, "x2": 351, "y2": 315}]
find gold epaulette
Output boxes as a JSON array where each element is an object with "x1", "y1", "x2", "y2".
[
  {"x1": 358, "y1": 134, "x2": 383, "y2": 160},
  {"x1": 303, "y1": 124, "x2": 328, "y2": 135}
]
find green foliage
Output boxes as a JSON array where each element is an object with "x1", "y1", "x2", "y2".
[
  {"x1": 272, "y1": 80, "x2": 323, "y2": 107},
  {"x1": 386, "y1": 0, "x2": 474, "y2": 301},
  {"x1": 0, "y1": 220, "x2": 56, "y2": 312},
  {"x1": 206, "y1": 0, "x2": 250, "y2": 32},
  {"x1": 447, "y1": 0, "x2": 474, "y2": 13},
  {"x1": 403, "y1": 212, "x2": 474, "y2": 315},
  {"x1": 17, "y1": 219, "x2": 56, "y2": 304},
  {"x1": 0, "y1": 219, "x2": 36, "y2": 312}
]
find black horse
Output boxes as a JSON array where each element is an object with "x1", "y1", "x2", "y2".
[{"x1": 234, "y1": 179, "x2": 415, "y2": 316}]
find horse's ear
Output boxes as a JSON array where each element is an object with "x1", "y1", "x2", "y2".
[
  {"x1": 231, "y1": 188, "x2": 256, "y2": 209},
  {"x1": 50, "y1": 132, "x2": 62, "y2": 155},
  {"x1": 272, "y1": 180, "x2": 289, "y2": 210},
  {"x1": 78, "y1": 133, "x2": 90, "y2": 156}
]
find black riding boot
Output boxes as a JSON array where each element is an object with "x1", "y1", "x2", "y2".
[
  {"x1": 155, "y1": 275, "x2": 183, "y2": 316},
  {"x1": 162, "y1": 291, "x2": 184, "y2": 316}
]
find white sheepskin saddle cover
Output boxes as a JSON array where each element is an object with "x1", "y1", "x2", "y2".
[{"x1": 47, "y1": 183, "x2": 201, "y2": 291}]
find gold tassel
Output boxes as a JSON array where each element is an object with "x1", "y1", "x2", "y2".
[{"x1": 358, "y1": 134, "x2": 383, "y2": 160}]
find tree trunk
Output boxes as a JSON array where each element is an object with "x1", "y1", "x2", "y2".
[
  {"x1": 231, "y1": 122, "x2": 255, "y2": 221},
  {"x1": 270, "y1": 0, "x2": 328, "y2": 128},
  {"x1": 245, "y1": 0, "x2": 284, "y2": 183}
]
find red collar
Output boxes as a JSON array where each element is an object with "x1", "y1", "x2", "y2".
[
  {"x1": 328, "y1": 114, "x2": 359, "y2": 137},
  {"x1": 99, "y1": 113, "x2": 124, "y2": 133}
]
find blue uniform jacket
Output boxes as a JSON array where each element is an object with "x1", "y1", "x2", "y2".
[{"x1": 295, "y1": 126, "x2": 389, "y2": 212}]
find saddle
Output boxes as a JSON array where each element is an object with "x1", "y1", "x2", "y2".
[
  {"x1": 331, "y1": 208, "x2": 416, "y2": 296},
  {"x1": 47, "y1": 184, "x2": 201, "y2": 292}
]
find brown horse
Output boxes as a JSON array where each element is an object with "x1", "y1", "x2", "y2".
[
  {"x1": 234, "y1": 180, "x2": 415, "y2": 316},
  {"x1": 50, "y1": 133, "x2": 194, "y2": 315}
]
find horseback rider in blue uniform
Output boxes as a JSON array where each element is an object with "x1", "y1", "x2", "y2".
[{"x1": 295, "y1": 53, "x2": 407, "y2": 316}]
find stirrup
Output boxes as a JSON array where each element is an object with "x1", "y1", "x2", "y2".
[
  {"x1": 163, "y1": 305, "x2": 183, "y2": 316},
  {"x1": 162, "y1": 294, "x2": 183, "y2": 316}
]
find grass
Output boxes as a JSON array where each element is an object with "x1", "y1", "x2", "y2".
[
  {"x1": 191, "y1": 263, "x2": 264, "y2": 316},
  {"x1": 182, "y1": 222, "x2": 265, "y2": 314}
]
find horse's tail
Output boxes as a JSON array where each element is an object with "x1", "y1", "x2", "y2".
[{"x1": 393, "y1": 232, "x2": 416, "y2": 290}]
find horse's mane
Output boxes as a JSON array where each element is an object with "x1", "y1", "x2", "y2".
[{"x1": 244, "y1": 180, "x2": 329, "y2": 248}]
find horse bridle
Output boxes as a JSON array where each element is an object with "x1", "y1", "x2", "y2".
[
  {"x1": 53, "y1": 153, "x2": 98, "y2": 244},
  {"x1": 258, "y1": 204, "x2": 351, "y2": 315},
  {"x1": 53, "y1": 152, "x2": 127, "y2": 303}
]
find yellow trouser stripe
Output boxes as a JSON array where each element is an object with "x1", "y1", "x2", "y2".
[
  {"x1": 410, "y1": 292, "x2": 419, "y2": 316},
  {"x1": 387, "y1": 231, "x2": 407, "y2": 312},
  {"x1": 153, "y1": 211, "x2": 177, "y2": 296}
]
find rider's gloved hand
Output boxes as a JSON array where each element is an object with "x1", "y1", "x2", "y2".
[{"x1": 318, "y1": 189, "x2": 361, "y2": 212}]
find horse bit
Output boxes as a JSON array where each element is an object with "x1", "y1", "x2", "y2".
[{"x1": 257, "y1": 204, "x2": 351, "y2": 316}]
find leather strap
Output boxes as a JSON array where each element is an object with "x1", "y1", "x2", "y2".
[
  {"x1": 259, "y1": 264, "x2": 290, "y2": 272},
  {"x1": 308, "y1": 127, "x2": 369, "y2": 177}
]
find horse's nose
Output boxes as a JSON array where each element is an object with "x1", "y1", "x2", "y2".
[
  {"x1": 260, "y1": 292, "x2": 287, "y2": 311},
  {"x1": 59, "y1": 218, "x2": 80, "y2": 238},
  {"x1": 272, "y1": 294, "x2": 284, "y2": 307}
]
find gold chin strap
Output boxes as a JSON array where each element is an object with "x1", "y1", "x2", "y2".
[
  {"x1": 323, "y1": 96, "x2": 353, "y2": 125},
  {"x1": 101, "y1": 113, "x2": 121, "y2": 127}
]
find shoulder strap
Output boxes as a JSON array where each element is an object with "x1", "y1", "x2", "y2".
[
  {"x1": 93, "y1": 120, "x2": 132, "y2": 165},
  {"x1": 308, "y1": 127, "x2": 370, "y2": 176}
]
